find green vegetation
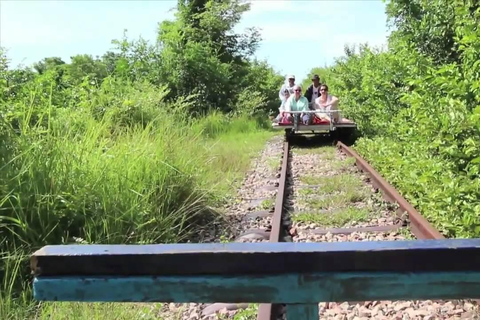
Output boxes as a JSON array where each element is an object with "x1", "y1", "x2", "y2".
[
  {"x1": 218, "y1": 304, "x2": 259, "y2": 320},
  {"x1": 260, "y1": 198, "x2": 274, "y2": 210},
  {"x1": 29, "y1": 302, "x2": 165, "y2": 320},
  {"x1": 298, "y1": 176, "x2": 320, "y2": 186},
  {"x1": 4, "y1": 0, "x2": 480, "y2": 317},
  {"x1": 294, "y1": 207, "x2": 371, "y2": 227},
  {"x1": 304, "y1": 0, "x2": 480, "y2": 238},
  {"x1": 292, "y1": 146, "x2": 337, "y2": 160},
  {"x1": 266, "y1": 156, "x2": 281, "y2": 171},
  {"x1": 300, "y1": 188, "x2": 367, "y2": 210},
  {"x1": 301, "y1": 174, "x2": 364, "y2": 194},
  {"x1": 294, "y1": 147, "x2": 371, "y2": 226},
  {"x1": 0, "y1": 0, "x2": 282, "y2": 318}
]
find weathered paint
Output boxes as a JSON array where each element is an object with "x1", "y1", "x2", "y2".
[
  {"x1": 287, "y1": 304, "x2": 319, "y2": 319},
  {"x1": 34, "y1": 239, "x2": 480, "y2": 256},
  {"x1": 33, "y1": 271, "x2": 480, "y2": 303},
  {"x1": 31, "y1": 239, "x2": 480, "y2": 276}
]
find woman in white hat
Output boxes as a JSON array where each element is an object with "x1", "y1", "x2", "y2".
[{"x1": 278, "y1": 75, "x2": 295, "y2": 104}]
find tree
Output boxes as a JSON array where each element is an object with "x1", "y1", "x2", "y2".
[
  {"x1": 64, "y1": 54, "x2": 108, "y2": 85},
  {"x1": 101, "y1": 51, "x2": 122, "y2": 75},
  {"x1": 33, "y1": 57, "x2": 66, "y2": 75},
  {"x1": 385, "y1": 0, "x2": 480, "y2": 65},
  {"x1": 156, "y1": 0, "x2": 264, "y2": 114}
]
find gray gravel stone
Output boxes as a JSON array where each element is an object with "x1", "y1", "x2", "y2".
[
  {"x1": 290, "y1": 147, "x2": 479, "y2": 320},
  {"x1": 158, "y1": 138, "x2": 480, "y2": 319}
]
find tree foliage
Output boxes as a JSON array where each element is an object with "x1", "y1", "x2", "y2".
[
  {"x1": 156, "y1": 0, "x2": 267, "y2": 114},
  {"x1": 2, "y1": 0, "x2": 281, "y2": 117},
  {"x1": 307, "y1": 0, "x2": 480, "y2": 238},
  {"x1": 386, "y1": 0, "x2": 480, "y2": 65},
  {"x1": 0, "y1": 0, "x2": 282, "y2": 245},
  {"x1": 0, "y1": 0, "x2": 283, "y2": 306}
]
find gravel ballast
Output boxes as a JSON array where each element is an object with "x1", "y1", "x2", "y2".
[
  {"x1": 289, "y1": 144, "x2": 479, "y2": 320},
  {"x1": 158, "y1": 136, "x2": 479, "y2": 320}
]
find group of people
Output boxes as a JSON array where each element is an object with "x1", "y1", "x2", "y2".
[{"x1": 273, "y1": 74, "x2": 342, "y2": 125}]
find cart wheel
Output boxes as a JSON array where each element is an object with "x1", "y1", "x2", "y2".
[
  {"x1": 336, "y1": 128, "x2": 357, "y2": 145},
  {"x1": 285, "y1": 129, "x2": 294, "y2": 142}
]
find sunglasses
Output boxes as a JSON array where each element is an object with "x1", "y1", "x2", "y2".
[{"x1": 294, "y1": 89, "x2": 301, "y2": 92}]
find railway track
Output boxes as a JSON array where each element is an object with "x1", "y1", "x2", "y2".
[{"x1": 159, "y1": 134, "x2": 479, "y2": 320}]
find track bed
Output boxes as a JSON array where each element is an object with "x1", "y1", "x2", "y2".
[
  {"x1": 154, "y1": 135, "x2": 480, "y2": 319},
  {"x1": 157, "y1": 135, "x2": 286, "y2": 319},
  {"x1": 287, "y1": 143, "x2": 478, "y2": 320}
]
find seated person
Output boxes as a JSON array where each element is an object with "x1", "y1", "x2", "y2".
[
  {"x1": 278, "y1": 75, "x2": 295, "y2": 103},
  {"x1": 273, "y1": 88, "x2": 291, "y2": 123},
  {"x1": 304, "y1": 74, "x2": 322, "y2": 110},
  {"x1": 314, "y1": 84, "x2": 353, "y2": 123},
  {"x1": 285, "y1": 84, "x2": 311, "y2": 125}
]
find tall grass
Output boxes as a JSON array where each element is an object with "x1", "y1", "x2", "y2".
[{"x1": 0, "y1": 77, "x2": 275, "y2": 319}]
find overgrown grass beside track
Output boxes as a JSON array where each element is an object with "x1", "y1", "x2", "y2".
[
  {"x1": 0, "y1": 86, "x2": 276, "y2": 319},
  {"x1": 0, "y1": 0, "x2": 284, "y2": 317}
]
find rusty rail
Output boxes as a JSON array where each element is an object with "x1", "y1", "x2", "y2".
[
  {"x1": 336, "y1": 141, "x2": 444, "y2": 240},
  {"x1": 31, "y1": 135, "x2": 474, "y2": 320},
  {"x1": 257, "y1": 140, "x2": 290, "y2": 320},
  {"x1": 256, "y1": 138, "x2": 446, "y2": 320}
]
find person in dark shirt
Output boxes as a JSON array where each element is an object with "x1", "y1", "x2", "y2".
[{"x1": 304, "y1": 74, "x2": 322, "y2": 109}]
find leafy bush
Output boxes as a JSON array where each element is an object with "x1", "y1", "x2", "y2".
[
  {"x1": 0, "y1": 1, "x2": 283, "y2": 318},
  {"x1": 0, "y1": 75, "x2": 276, "y2": 318},
  {"x1": 305, "y1": 0, "x2": 480, "y2": 238}
]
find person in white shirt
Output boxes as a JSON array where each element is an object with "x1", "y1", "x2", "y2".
[
  {"x1": 314, "y1": 84, "x2": 340, "y2": 122},
  {"x1": 273, "y1": 88, "x2": 292, "y2": 123},
  {"x1": 278, "y1": 75, "x2": 295, "y2": 104}
]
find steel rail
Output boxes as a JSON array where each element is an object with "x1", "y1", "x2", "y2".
[
  {"x1": 257, "y1": 140, "x2": 290, "y2": 320},
  {"x1": 336, "y1": 141, "x2": 444, "y2": 240},
  {"x1": 257, "y1": 137, "x2": 445, "y2": 320},
  {"x1": 336, "y1": 141, "x2": 473, "y2": 303}
]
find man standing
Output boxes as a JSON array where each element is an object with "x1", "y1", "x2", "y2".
[{"x1": 304, "y1": 74, "x2": 321, "y2": 109}]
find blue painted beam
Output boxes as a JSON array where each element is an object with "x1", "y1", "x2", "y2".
[
  {"x1": 31, "y1": 239, "x2": 480, "y2": 276},
  {"x1": 33, "y1": 271, "x2": 480, "y2": 303},
  {"x1": 287, "y1": 304, "x2": 319, "y2": 319},
  {"x1": 34, "y1": 239, "x2": 480, "y2": 256}
]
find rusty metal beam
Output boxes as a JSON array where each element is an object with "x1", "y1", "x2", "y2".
[
  {"x1": 257, "y1": 140, "x2": 290, "y2": 320},
  {"x1": 336, "y1": 141, "x2": 444, "y2": 240}
]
